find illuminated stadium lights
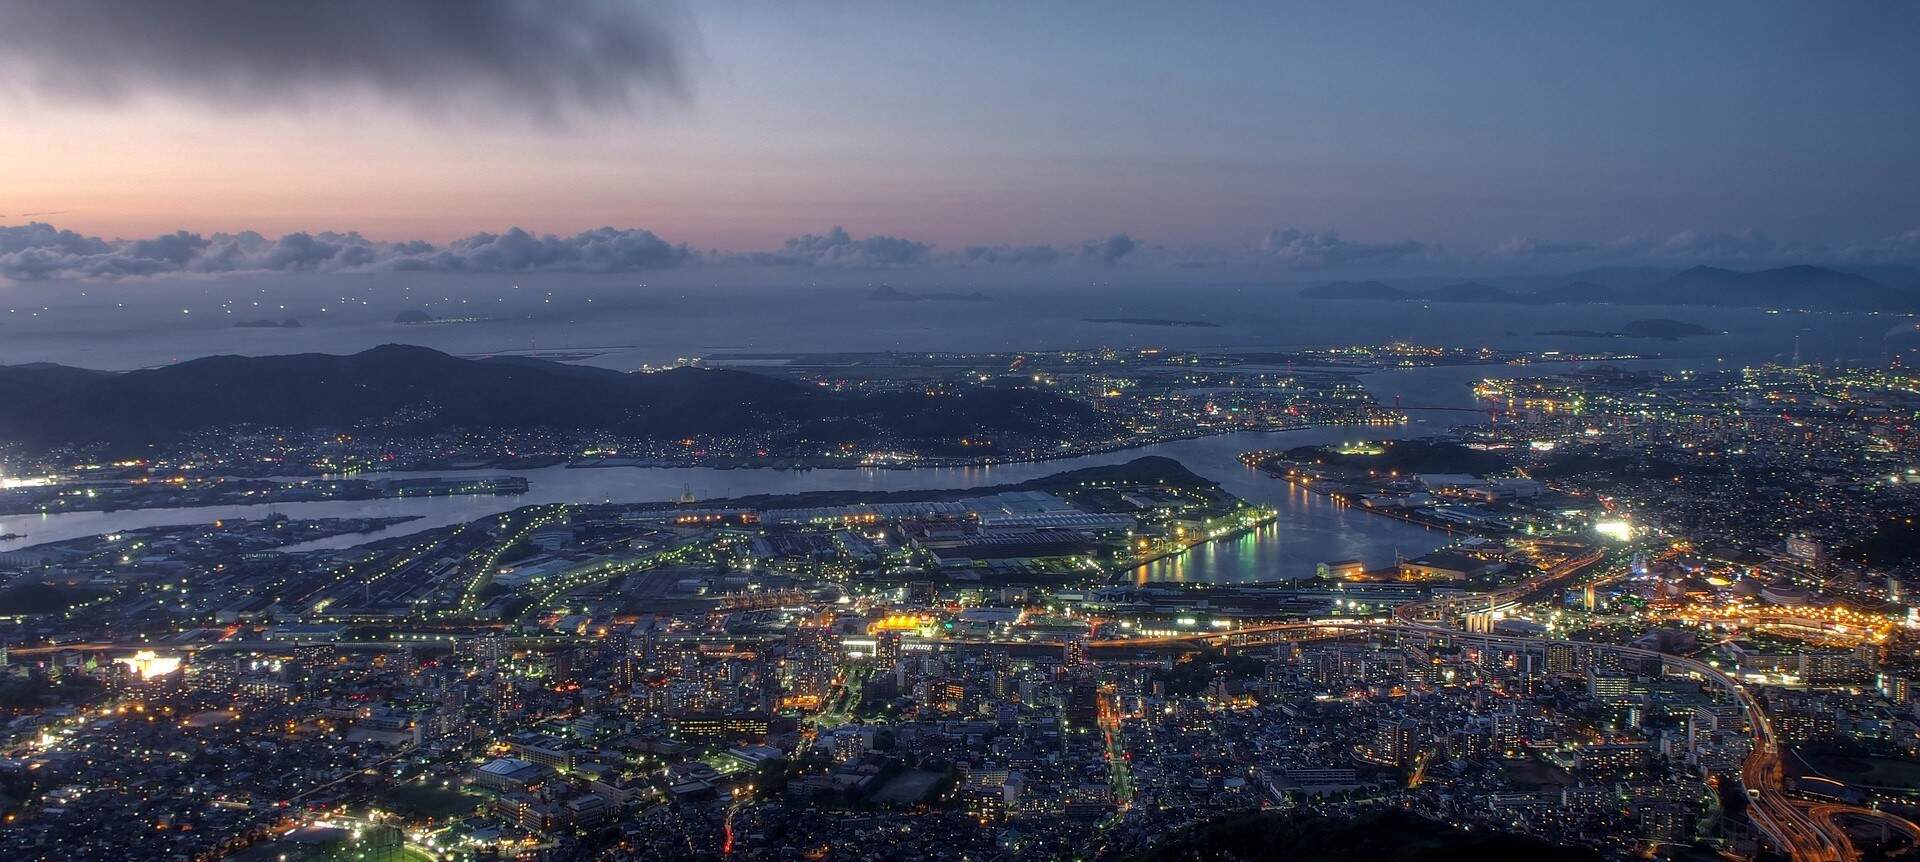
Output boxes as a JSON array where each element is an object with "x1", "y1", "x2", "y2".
[
  {"x1": 115, "y1": 650, "x2": 183, "y2": 679},
  {"x1": 1593, "y1": 519, "x2": 1633, "y2": 542}
]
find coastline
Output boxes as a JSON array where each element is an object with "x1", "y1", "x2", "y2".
[
  {"x1": 1118, "y1": 506, "x2": 1282, "y2": 585},
  {"x1": 547, "y1": 416, "x2": 1411, "y2": 474},
  {"x1": 1241, "y1": 456, "x2": 1498, "y2": 539}
]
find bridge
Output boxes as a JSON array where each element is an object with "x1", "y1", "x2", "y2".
[{"x1": 1802, "y1": 804, "x2": 1920, "y2": 860}]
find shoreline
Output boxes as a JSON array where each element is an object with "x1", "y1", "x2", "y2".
[
  {"x1": 77, "y1": 416, "x2": 1417, "y2": 491},
  {"x1": 1244, "y1": 459, "x2": 1499, "y2": 539},
  {"x1": 1118, "y1": 507, "x2": 1284, "y2": 585},
  {"x1": 434, "y1": 416, "x2": 1413, "y2": 476}
]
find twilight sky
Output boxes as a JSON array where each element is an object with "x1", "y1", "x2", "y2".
[{"x1": 1, "y1": 0, "x2": 1918, "y2": 280}]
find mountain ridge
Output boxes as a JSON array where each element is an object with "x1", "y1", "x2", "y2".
[
  {"x1": 1300, "y1": 264, "x2": 1915, "y2": 311},
  {"x1": 0, "y1": 345, "x2": 1114, "y2": 454}
]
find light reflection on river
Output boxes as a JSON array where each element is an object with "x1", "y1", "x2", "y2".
[{"x1": 0, "y1": 359, "x2": 1704, "y2": 581}]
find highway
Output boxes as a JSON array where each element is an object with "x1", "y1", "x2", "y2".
[{"x1": 1803, "y1": 804, "x2": 1920, "y2": 860}]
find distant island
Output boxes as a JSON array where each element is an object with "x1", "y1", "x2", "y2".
[
  {"x1": 233, "y1": 318, "x2": 303, "y2": 329},
  {"x1": 1084, "y1": 317, "x2": 1219, "y2": 328},
  {"x1": 394, "y1": 309, "x2": 435, "y2": 324},
  {"x1": 1300, "y1": 264, "x2": 1919, "y2": 313},
  {"x1": 869, "y1": 285, "x2": 991, "y2": 302},
  {"x1": 1539, "y1": 318, "x2": 1713, "y2": 340}
]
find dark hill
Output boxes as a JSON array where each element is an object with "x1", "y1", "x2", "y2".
[
  {"x1": 1296, "y1": 266, "x2": 1913, "y2": 312},
  {"x1": 0, "y1": 345, "x2": 1116, "y2": 453},
  {"x1": 1652, "y1": 265, "x2": 1908, "y2": 311},
  {"x1": 0, "y1": 362, "x2": 113, "y2": 406}
]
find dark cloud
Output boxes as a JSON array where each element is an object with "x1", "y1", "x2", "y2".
[
  {"x1": 7, "y1": 221, "x2": 1916, "y2": 282},
  {"x1": 1488, "y1": 236, "x2": 1599, "y2": 258},
  {"x1": 959, "y1": 244, "x2": 1062, "y2": 267},
  {"x1": 400, "y1": 227, "x2": 690, "y2": 272},
  {"x1": 1259, "y1": 228, "x2": 1435, "y2": 267},
  {"x1": 747, "y1": 227, "x2": 936, "y2": 268},
  {"x1": 0, "y1": 222, "x2": 164, "y2": 278},
  {"x1": 0, "y1": 0, "x2": 690, "y2": 121},
  {"x1": 1841, "y1": 228, "x2": 1920, "y2": 263},
  {"x1": 1494, "y1": 226, "x2": 1920, "y2": 267},
  {"x1": 1494, "y1": 229, "x2": 1790, "y2": 263},
  {"x1": 1647, "y1": 229, "x2": 1781, "y2": 261},
  {"x1": 1079, "y1": 234, "x2": 1138, "y2": 264},
  {"x1": 957, "y1": 236, "x2": 1139, "y2": 267},
  {"x1": 0, "y1": 223, "x2": 690, "y2": 280}
]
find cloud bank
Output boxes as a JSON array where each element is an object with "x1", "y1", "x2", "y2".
[
  {"x1": 4, "y1": 221, "x2": 1919, "y2": 283},
  {"x1": 0, "y1": 223, "x2": 689, "y2": 279},
  {"x1": 1259, "y1": 229, "x2": 1437, "y2": 268},
  {"x1": 1491, "y1": 227, "x2": 1920, "y2": 267},
  {"x1": 741, "y1": 226, "x2": 936, "y2": 268},
  {"x1": 0, "y1": 0, "x2": 690, "y2": 121}
]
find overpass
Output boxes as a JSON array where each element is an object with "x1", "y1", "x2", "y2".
[{"x1": 1803, "y1": 804, "x2": 1920, "y2": 860}]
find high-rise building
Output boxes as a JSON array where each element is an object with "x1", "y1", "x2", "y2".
[
  {"x1": 1372, "y1": 719, "x2": 1419, "y2": 766},
  {"x1": 1545, "y1": 642, "x2": 1579, "y2": 675}
]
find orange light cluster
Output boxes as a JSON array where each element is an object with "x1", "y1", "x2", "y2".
[{"x1": 867, "y1": 613, "x2": 932, "y2": 634}]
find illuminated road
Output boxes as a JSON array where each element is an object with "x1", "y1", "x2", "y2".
[
  {"x1": 1802, "y1": 803, "x2": 1920, "y2": 859},
  {"x1": 1097, "y1": 687, "x2": 1133, "y2": 811},
  {"x1": 1644, "y1": 606, "x2": 1895, "y2": 647},
  {"x1": 1395, "y1": 546, "x2": 1609, "y2": 622}
]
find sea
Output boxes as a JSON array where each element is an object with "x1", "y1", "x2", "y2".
[{"x1": 1, "y1": 275, "x2": 1907, "y2": 581}]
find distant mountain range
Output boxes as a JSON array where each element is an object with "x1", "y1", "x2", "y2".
[
  {"x1": 1302, "y1": 265, "x2": 1919, "y2": 312},
  {"x1": 0, "y1": 345, "x2": 1114, "y2": 453}
]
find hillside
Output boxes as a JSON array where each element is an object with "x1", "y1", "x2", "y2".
[
  {"x1": 0, "y1": 345, "x2": 1116, "y2": 453},
  {"x1": 1652, "y1": 264, "x2": 1908, "y2": 311}
]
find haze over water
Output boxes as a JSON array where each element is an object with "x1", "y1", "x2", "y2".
[{"x1": 0, "y1": 277, "x2": 1894, "y2": 371}]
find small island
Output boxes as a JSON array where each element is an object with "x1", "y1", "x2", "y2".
[
  {"x1": 233, "y1": 317, "x2": 303, "y2": 329},
  {"x1": 394, "y1": 309, "x2": 435, "y2": 325}
]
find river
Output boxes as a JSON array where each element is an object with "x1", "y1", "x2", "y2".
[{"x1": 0, "y1": 359, "x2": 1707, "y2": 581}]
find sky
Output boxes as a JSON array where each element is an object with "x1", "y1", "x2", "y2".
[{"x1": 1, "y1": 0, "x2": 1918, "y2": 281}]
